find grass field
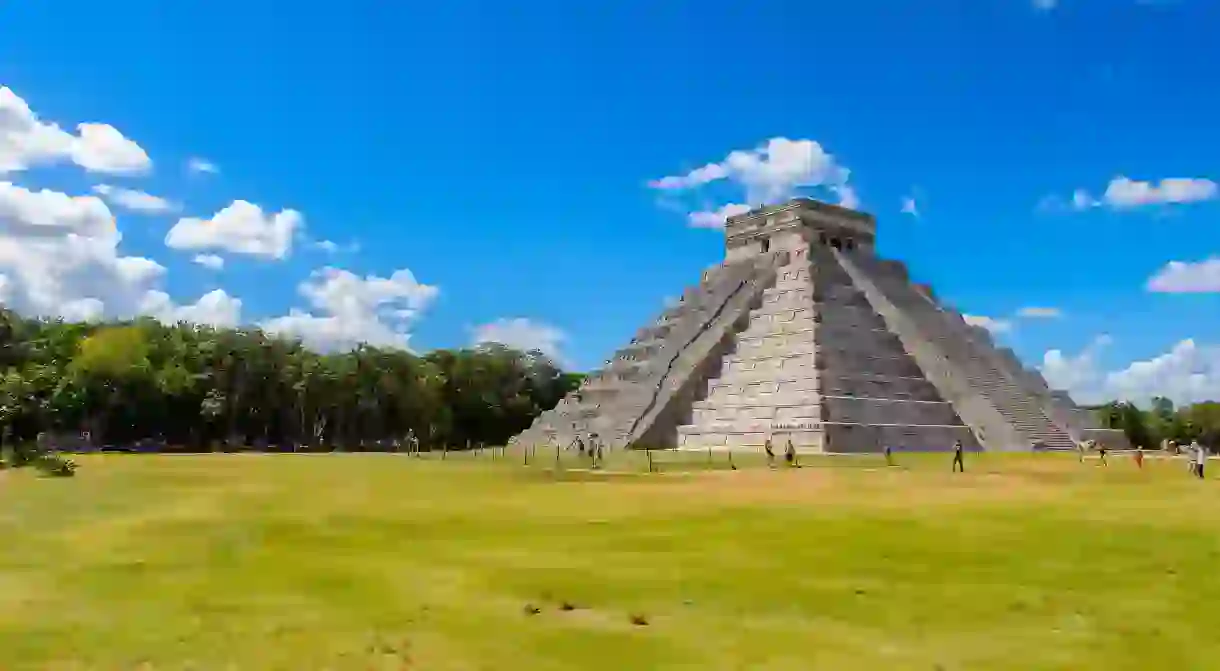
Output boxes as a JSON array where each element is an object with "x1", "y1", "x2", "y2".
[{"x1": 2, "y1": 450, "x2": 1217, "y2": 670}]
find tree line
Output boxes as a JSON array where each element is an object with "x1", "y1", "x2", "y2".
[
  {"x1": 1092, "y1": 398, "x2": 1220, "y2": 449},
  {"x1": 0, "y1": 309, "x2": 582, "y2": 451},
  {"x1": 0, "y1": 307, "x2": 1214, "y2": 454}
]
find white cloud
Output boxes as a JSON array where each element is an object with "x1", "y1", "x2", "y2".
[
  {"x1": 900, "y1": 196, "x2": 919, "y2": 217},
  {"x1": 1062, "y1": 176, "x2": 1218, "y2": 212},
  {"x1": 311, "y1": 238, "x2": 359, "y2": 254},
  {"x1": 962, "y1": 313, "x2": 1012, "y2": 334},
  {"x1": 687, "y1": 203, "x2": 751, "y2": 229},
  {"x1": 192, "y1": 254, "x2": 225, "y2": 270},
  {"x1": 92, "y1": 184, "x2": 178, "y2": 214},
  {"x1": 649, "y1": 137, "x2": 856, "y2": 208},
  {"x1": 140, "y1": 288, "x2": 242, "y2": 327},
  {"x1": 1146, "y1": 257, "x2": 1220, "y2": 293},
  {"x1": 1104, "y1": 340, "x2": 1220, "y2": 405},
  {"x1": 1016, "y1": 306, "x2": 1062, "y2": 319},
  {"x1": 0, "y1": 181, "x2": 226, "y2": 324},
  {"x1": 1042, "y1": 335, "x2": 1111, "y2": 396},
  {"x1": 472, "y1": 317, "x2": 569, "y2": 364},
  {"x1": 186, "y1": 157, "x2": 218, "y2": 175},
  {"x1": 0, "y1": 87, "x2": 151, "y2": 175},
  {"x1": 1041, "y1": 336, "x2": 1220, "y2": 406},
  {"x1": 261, "y1": 266, "x2": 439, "y2": 352},
  {"x1": 835, "y1": 185, "x2": 860, "y2": 210},
  {"x1": 165, "y1": 200, "x2": 302, "y2": 260},
  {"x1": 72, "y1": 124, "x2": 152, "y2": 175}
]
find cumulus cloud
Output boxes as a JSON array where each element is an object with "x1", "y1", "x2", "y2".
[
  {"x1": 1042, "y1": 335, "x2": 1112, "y2": 396},
  {"x1": 192, "y1": 254, "x2": 224, "y2": 270},
  {"x1": 472, "y1": 317, "x2": 569, "y2": 365},
  {"x1": 261, "y1": 266, "x2": 439, "y2": 352},
  {"x1": 0, "y1": 182, "x2": 230, "y2": 325},
  {"x1": 0, "y1": 87, "x2": 151, "y2": 175},
  {"x1": 140, "y1": 288, "x2": 242, "y2": 327},
  {"x1": 649, "y1": 137, "x2": 859, "y2": 218},
  {"x1": 1043, "y1": 336, "x2": 1220, "y2": 405},
  {"x1": 166, "y1": 200, "x2": 302, "y2": 260},
  {"x1": 687, "y1": 203, "x2": 751, "y2": 229},
  {"x1": 92, "y1": 184, "x2": 178, "y2": 214},
  {"x1": 186, "y1": 157, "x2": 218, "y2": 175},
  {"x1": 1057, "y1": 176, "x2": 1218, "y2": 212},
  {"x1": 962, "y1": 313, "x2": 1013, "y2": 334},
  {"x1": 1146, "y1": 257, "x2": 1220, "y2": 293}
]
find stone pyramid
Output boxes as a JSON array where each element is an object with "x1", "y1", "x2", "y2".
[{"x1": 510, "y1": 198, "x2": 1126, "y2": 453}]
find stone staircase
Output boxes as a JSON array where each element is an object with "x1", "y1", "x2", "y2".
[
  {"x1": 845, "y1": 252, "x2": 1077, "y2": 450},
  {"x1": 677, "y1": 255, "x2": 823, "y2": 450},
  {"x1": 511, "y1": 252, "x2": 786, "y2": 451}
]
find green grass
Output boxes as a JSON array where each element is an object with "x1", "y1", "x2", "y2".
[{"x1": 2, "y1": 451, "x2": 1217, "y2": 670}]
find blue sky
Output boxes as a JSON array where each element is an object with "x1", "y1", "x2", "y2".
[{"x1": 0, "y1": 0, "x2": 1217, "y2": 404}]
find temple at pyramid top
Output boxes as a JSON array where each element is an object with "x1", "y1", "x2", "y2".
[
  {"x1": 725, "y1": 197, "x2": 877, "y2": 260},
  {"x1": 511, "y1": 198, "x2": 1125, "y2": 454}
]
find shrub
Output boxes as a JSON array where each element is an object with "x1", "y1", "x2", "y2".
[{"x1": 32, "y1": 452, "x2": 77, "y2": 478}]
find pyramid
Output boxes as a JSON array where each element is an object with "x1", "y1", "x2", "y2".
[{"x1": 511, "y1": 198, "x2": 1126, "y2": 453}]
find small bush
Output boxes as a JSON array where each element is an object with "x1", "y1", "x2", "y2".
[{"x1": 32, "y1": 452, "x2": 77, "y2": 478}]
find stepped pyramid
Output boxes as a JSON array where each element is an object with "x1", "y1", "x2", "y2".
[{"x1": 511, "y1": 198, "x2": 1126, "y2": 453}]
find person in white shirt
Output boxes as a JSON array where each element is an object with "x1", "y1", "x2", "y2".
[{"x1": 1193, "y1": 441, "x2": 1207, "y2": 480}]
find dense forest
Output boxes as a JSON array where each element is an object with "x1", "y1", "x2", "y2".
[
  {"x1": 0, "y1": 309, "x2": 582, "y2": 452},
  {"x1": 0, "y1": 307, "x2": 1215, "y2": 455}
]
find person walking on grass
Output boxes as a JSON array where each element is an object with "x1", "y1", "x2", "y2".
[
  {"x1": 764, "y1": 438, "x2": 775, "y2": 469},
  {"x1": 1193, "y1": 440, "x2": 1207, "y2": 479},
  {"x1": 1134, "y1": 445, "x2": 1144, "y2": 470},
  {"x1": 1097, "y1": 442, "x2": 1108, "y2": 466},
  {"x1": 785, "y1": 439, "x2": 798, "y2": 467},
  {"x1": 1078, "y1": 440, "x2": 1087, "y2": 464},
  {"x1": 884, "y1": 444, "x2": 894, "y2": 467},
  {"x1": 952, "y1": 440, "x2": 965, "y2": 473}
]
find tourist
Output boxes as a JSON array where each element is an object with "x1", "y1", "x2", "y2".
[
  {"x1": 1134, "y1": 445, "x2": 1144, "y2": 470},
  {"x1": 952, "y1": 440, "x2": 965, "y2": 473},
  {"x1": 785, "y1": 439, "x2": 798, "y2": 467},
  {"x1": 764, "y1": 438, "x2": 775, "y2": 469}
]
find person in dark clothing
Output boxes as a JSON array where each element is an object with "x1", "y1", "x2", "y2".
[
  {"x1": 785, "y1": 439, "x2": 798, "y2": 467},
  {"x1": 1097, "y1": 443, "x2": 1107, "y2": 466},
  {"x1": 884, "y1": 445, "x2": 894, "y2": 467},
  {"x1": 764, "y1": 438, "x2": 775, "y2": 469},
  {"x1": 952, "y1": 440, "x2": 965, "y2": 473}
]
